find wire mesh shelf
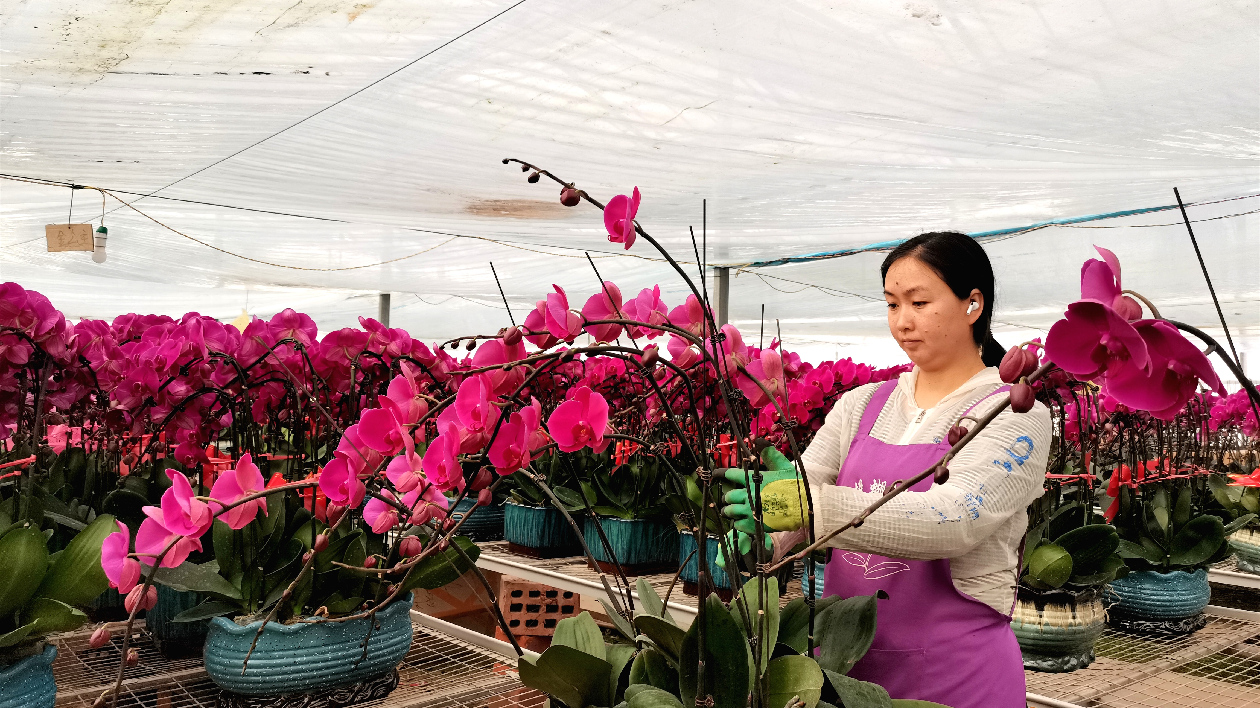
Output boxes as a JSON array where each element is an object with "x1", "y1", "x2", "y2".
[
  {"x1": 1025, "y1": 612, "x2": 1260, "y2": 707},
  {"x1": 50, "y1": 620, "x2": 545, "y2": 708}
]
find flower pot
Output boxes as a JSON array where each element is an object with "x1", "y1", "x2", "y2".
[
  {"x1": 147, "y1": 586, "x2": 209, "y2": 658},
  {"x1": 1229, "y1": 528, "x2": 1260, "y2": 575},
  {"x1": 503, "y1": 502, "x2": 582, "y2": 558},
  {"x1": 798, "y1": 559, "x2": 825, "y2": 601},
  {"x1": 584, "y1": 516, "x2": 678, "y2": 575},
  {"x1": 0, "y1": 644, "x2": 56, "y2": 708},
  {"x1": 449, "y1": 497, "x2": 505, "y2": 542},
  {"x1": 1011, "y1": 588, "x2": 1106, "y2": 672},
  {"x1": 678, "y1": 530, "x2": 733, "y2": 597},
  {"x1": 203, "y1": 593, "x2": 414, "y2": 703},
  {"x1": 1104, "y1": 569, "x2": 1211, "y2": 635}
]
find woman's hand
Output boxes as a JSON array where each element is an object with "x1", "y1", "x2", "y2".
[{"x1": 720, "y1": 447, "x2": 810, "y2": 533}]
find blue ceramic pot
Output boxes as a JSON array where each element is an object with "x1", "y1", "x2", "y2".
[
  {"x1": 1011, "y1": 589, "x2": 1106, "y2": 672},
  {"x1": 677, "y1": 531, "x2": 731, "y2": 589},
  {"x1": 203, "y1": 593, "x2": 414, "y2": 695},
  {"x1": 585, "y1": 516, "x2": 677, "y2": 568},
  {"x1": 0, "y1": 644, "x2": 56, "y2": 708},
  {"x1": 1230, "y1": 530, "x2": 1260, "y2": 575},
  {"x1": 799, "y1": 559, "x2": 825, "y2": 600},
  {"x1": 1104, "y1": 569, "x2": 1210, "y2": 620},
  {"x1": 148, "y1": 586, "x2": 209, "y2": 656},
  {"x1": 449, "y1": 498, "x2": 505, "y2": 542},
  {"x1": 503, "y1": 502, "x2": 582, "y2": 557}
]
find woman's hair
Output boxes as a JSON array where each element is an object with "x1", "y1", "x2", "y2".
[{"x1": 880, "y1": 231, "x2": 1005, "y2": 367}]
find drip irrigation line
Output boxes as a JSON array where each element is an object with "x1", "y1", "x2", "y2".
[{"x1": 97, "y1": 0, "x2": 535, "y2": 216}]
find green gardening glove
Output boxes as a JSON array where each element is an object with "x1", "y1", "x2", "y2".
[
  {"x1": 715, "y1": 528, "x2": 772, "y2": 570},
  {"x1": 721, "y1": 447, "x2": 809, "y2": 533}
]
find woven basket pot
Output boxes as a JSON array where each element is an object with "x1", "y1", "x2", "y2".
[
  {"x1": 0, "y1": 644, "x2": 56, "y2": 708},
  {"x1": 677, "y1": 530, "x2": 732, "y2": 590},
  {"x1": 1104, "y1": 569, "x2": 1210, "y2": 635},
  {"x1": 1229, "y1": 528, "x2": 1260, "y2": 575},
  {"x1": 503, "y1": 502, "x2": 582, "y2": 558},
  {"x1": 203, "y1": 593, "x2": 413, "y2": 698},
  {"x1": 147, "y1": 586, "x2": 209, "y2": 658},
  {"x1": 449, "y1": 497, "x2": 505, "y2": 542},
  {"x1": 584, "y1": 516, "x2": 678, "y2": 573},
  {"x1": 1011, "y1": 588, "x2": 1106, "y2": 672}
]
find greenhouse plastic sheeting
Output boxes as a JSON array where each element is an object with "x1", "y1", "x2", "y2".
[{"x1": 1, "y1": 0, "x2": 1256, "y2": 373}]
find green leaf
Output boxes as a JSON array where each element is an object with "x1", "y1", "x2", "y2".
[
  {"x1": 1169, "y1": 515, "x2": 1225, "y2": 568},
  {"x1": 679, "y1": 594, "x2": 751, "y2": 708},
  {"x1": 823, "y1": 669, "x2": 891, "y2": 708},
  {"x1": 553, "y1": 612, "x2": 606, "y2": 661},
  {"x1": 518, "y1": 645, "x2": 614, "y2": 708},
  {"x1": 1028, "y1": 543, "x2": 1073, "y2": 589},
  {"x1": 1069, "y1": 555, "x2": 1128, "y2": 586},
  {"x1": 1056, "y1": 524, "x2": 1118, "y2": 574},
  {"x1": 1173, "y1": 486, "x2": 1193, "y2": 528},
  {"x1": 33, "y1": 513, "x2": 115, "y2": 607},
  {"x1": 634, "y1": 614, "x2": 686, "y2": 665},
  {"x1": 732, "y1": 576, "x2": 779, "y2": 675},
  {"x1": 1117, "y1": 538, "x2": 1162, "y2": 563},
  {"x1": 606, "y1": 643, "x2": 636, "y2": 702},
  {"x1": 628, "y1": 647, "x2": 678, "y2": 689},
  {"x1": 399, "y1": 536, "x2": 480, "y2": 591},
  {"x1": 212, "y1": 519, "x2": 243, "y2": 580},
  {"x1": 147, "y1": 560, "x2": 243, "y2": 600},
  {"x1": 626, "y1": 686, "x2": 683, "y2": 708},
  {"x1": 1208, "y1": 474, "x2": 1239, "y2": 512},
  {"x1": 1223, "y1": 514, "x2": 1258, "y2": 536},
  {"x1": 1021, "y1": 520, "x2": 1048, "y2": 572},
  {"x1": 20, "y1": 597, "x2": 88, "y2": 636},
  {"x1": 173, "y1": 599, "x2": 237, "y2": 622},
  {"x1": 0, "y1": 526, "x2": 49, "y2": 618},
  {"x1": 0, "y1": 622, "x2": 36, "y2": 649},
  {"x1": 815, "y1": 591, "x2": 886, "y2": 676},
  {"x1": 765, "y1": 655, "x2": 825, "y2": 708},
  {"x1": 634, "y1": 577, "x2": 674, "y2": 624},
  {"x1": 778, "y1": 595, "x2": 844, "y2": 654},
  {"x1": 600, "y1": 599, "x2": 636, "y2": 641},
  {"x1": 1153, "y1": 506, "x2": 1169, "y2": 532}
]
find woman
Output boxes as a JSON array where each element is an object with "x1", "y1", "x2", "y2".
[{"x1": 722, "y1": 231, "x2": 1049, "y2": 708}]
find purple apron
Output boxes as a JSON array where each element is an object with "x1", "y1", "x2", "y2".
[{"x1": 823, "y1": 380, "x2": 1026, "y2": 708}]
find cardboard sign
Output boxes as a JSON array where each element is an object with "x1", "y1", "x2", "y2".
[{"x1": 45, "y1": 224, "x2": 95, "y2": 252}]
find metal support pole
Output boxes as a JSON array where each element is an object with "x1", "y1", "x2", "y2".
[
  {"x1": 714, "y1": 266, "x2": 729, "y2": 327},
  {"x1": 378, "y1": 292, "x2": 391, "y2": 327}
]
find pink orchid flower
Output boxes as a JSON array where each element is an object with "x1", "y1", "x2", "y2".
[
  {"x1": 363, "y1": 490, "x2": 401, "y2": 534},
  {"x1": 208, "y1": 453, "x2": 268, "y2": 530},
  {"x1": 334, "y1": 424, "x2": 384, "y2": 475},
  {"x1": 547, "y1": 386, "x2": 610, "y2": 453},
  {"x1": 134, "y1": 470, "x2": 213, "y2": 567},
  {"x1": 268, "y1": 308, "x2": 318, "y2": 349},
  {"x1": 581, "y1": 282, "x2": 625, "y2": 343},
  {"x1": 455, "y1": 373, "x2": 501, "y2": 434},
  {"x1": 385, "y1": 433, "x2": 425, "y2": 493},
  {"x1": 488, "y1": 400, "x2": 543, "y2": 475},
  {"x1": 471, "y1": 340, "x2": 526, "y2": 396},
  {"x1": 1044, "y1": 301, "x2": 1150, "y2": 381},
  {"x1": 402, "y1": 484, "x2": 450, "y2": 526},
  {"x1": 708, "y1": 324, "x2": 749, "y2": 376},
  {"x1": 359, "y1": 399, "x2": 409, "y2": 455},
  {"x1": 319, "y1": 457, "x2": 367, "y2": 507},
  {"x1": 1104, "y1": 320, "x2": 1224, "y2": 420},
  {"x1": 383, "y1": 363, "x2": 429, "y2": 424},
  {"x1": 604, "y1": 187, "x2": 640, "y2": 250},
  {"x1": 667, "y1": 294, "x2": 711, "y2": 337},
  {"x1": 523, "y1": 300, "x2": 560, "y2": 349},
  {"x1": 545, "y1": 285, "x2": 584, "y2": 343},
  {"x1": 422, "y1": 421, "x2": 466, "y2": 492},
  {"x1": 667, "y1": 334, "x2": 702, "y2": 369},
  {"x1": 101, "y1": 521, "x2": 141, "y2": 594},
  {"x1": 737, "y1": 348, "x2": 786, "y2": 409},
  {"x1": 1080, "y1": 246, "x2": 1143, "y2": 321},
  {"x1": 621, "y1": 286, "x2": 669, "y2": 339}
]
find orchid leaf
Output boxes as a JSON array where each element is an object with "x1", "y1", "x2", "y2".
[
  {"x1": 553, "y1": 612, "x2": 606, "y2": 661},
  {"x1": 732, "y1": 576, "x2": 778, "y2": 674},
  {"x1": 822, "y1": 669, "x2": 891, "y2": 708},
  {"x1": 518, "y1": 645, "x2": 613, "y2": 708},
  {"x1": 1224, "y1": 514, "x2": 1258, "y2": 536},
  {"x1": 173, "y1": 599, "x2": 237, "y2": 623},
  {"x1": 679, "y1": 594, "x2": 751, "y2": 708},
  {"x1": 628, "y1": 646, "x2": 678, "y2": 689},
  {"x1": 147, "y1": 560, "x2": 243, "y2": 600},
  {"x1": 634, "y1": 614, "x2": 686, "y2": 665},
  {"x1": 626, "y1": 686, "x2": 683, "y2": 708},
  {"x1": 1169, "y1": 514, "x2": 1225, "y2": 567},
  {"x1": 600, "y1": 599, "x2": 636, "y2": 641},
  {"x1": 766, "y1": 655, "x2": 824, "y2": 708},
  {"x1": 634, "y1": 577, "x2": 674, "y2": 624},
  {"x1": 815, "y1": 590, "x2": 886, "y2": 675},
  {"x1": 778, "y1": 594, "x2": 844, "y2": 653}
]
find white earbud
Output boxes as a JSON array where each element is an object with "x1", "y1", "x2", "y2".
[{"x1": 966, "y1": 301, "x2": 978, "y2": 314}]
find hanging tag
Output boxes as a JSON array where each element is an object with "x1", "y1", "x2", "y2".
[{"x1": 45, "y1": 224, "x2": 95, "y2": 251}]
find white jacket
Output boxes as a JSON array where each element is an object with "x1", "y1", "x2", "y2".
[{"x1": 801, "y1": 366, "x2": 1050, "y2": 614}]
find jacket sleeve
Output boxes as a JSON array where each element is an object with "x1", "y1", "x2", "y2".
[
  {"x1": 800, "y1": 385, "x2": 873, "y2": 488},
  {"x1": 809, "y1": 397, "x2": 1050, "y2": 560}
]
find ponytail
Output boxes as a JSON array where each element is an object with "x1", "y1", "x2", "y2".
[{"x1": 981, "y1": 334, "x2": 1005, "y2": 368}]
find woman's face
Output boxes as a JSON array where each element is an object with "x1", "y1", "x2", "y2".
[{"x1": 884, "y1": 256, "x2": 983, "y2": 372}]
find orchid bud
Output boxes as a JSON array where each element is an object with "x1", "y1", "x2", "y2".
[
  {"x1": 469, "y1": 466, "x2": 494, "y2": 492},
  {"x1": 1009, "y1": 383, "x2": 1036, "y2": 413},
  {"x1": 503, "y1": 326, "x2": 523, "y2": 346},
  {"x1": 438, "y1": 538, "x2": 449, "y2": 551},
  {"x1": 125, "y1": 648, "x2": 139, "y2": 667},
  {"x1": 640, "y1": 345, "x2": 659, "y2": 370},
  {"x1": 363, "y1": 556, "x2": 377, "y2": 569},
  {"x1": 933, "y1": 464, "x2": 950, "y2": 485},
  {"x1": 998, "y1": 347, "x2": 1027, "y2": 384},
  {"x1": 124, "y1": 585, "x2": 158, "y2": 614},
  {"x1": 326, "y1": 503, "x2": 347, "y2": 526},
  {"x1": 313, "y1": 534, "x2": 329, "y2": 553},
  {"x1": 477, "y1": 488, "x2": 493, "y2": 507},
  {"x1": 122, "y1": 453, "x2": 137, "y2": 467},
  {"x1": 89, "y1": 626, "x2": 112, "y2": 649},
  {"x1": 398, "y1": 535, "x2": 423, "y2": 558},
  {"x1": 946, "y1": 425, "x2": 968, "y2": 447},
  {"x1": 45, "y1": 411, "x2": 65, "y2": 426},
  {"x1": 465, "y1": 339, "x2": 476, "y2": 351},
  {"x1": 560, "y1": 187, "x2": 581, "y2": 207},
  {"x1": 302, "y1": 550, "x2": 314, "y2": 563},
  {"x1": 528, "y1": 171, "x2": 541, "y2": 183},
  {"x1": 520, "y1": 163, "x2": 530, "y2": 172},
  {"x1": 443, "y1": 516, "x2": 456, "y2": 532}
]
